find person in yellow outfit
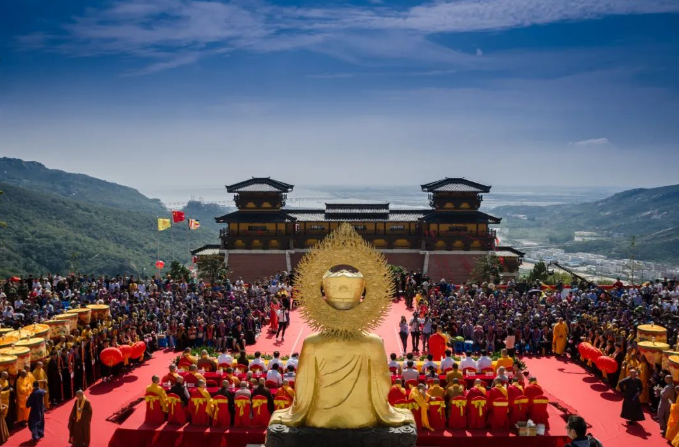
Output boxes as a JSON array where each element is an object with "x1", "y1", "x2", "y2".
[
  {"x1": 195, "y1": 380, "x2": 214, "y2": 418},
  {"x1": 32, "y1": 362, "x2": 50, "y2": 409},
  {"x1": 409, "y1": 384, "x2": 434, "y2": 431},
  {"x1": 494, "y1": 348, "x2": 514, "y2": 372},
  {"x1": 426, "y1": 379, "x2": 445, "y2": 399},
  {"x1": 616, "y1": 347, "x2": 638, "y2": 391},
  {"x1": 275, "y1": 380, "x2": 296, "y2": 401},
  {"x1": 145, "y1": 375, "x2": 168, "y2": 413},
  {"x1": 666, "y1": 392, "x2": 679, "y2": 442},
  {"x1": 161, "y1": 364, "x2": 181, "y2": 385},
  {"x1": 638, "y1": 355, "x2": 650, "y2": 404},
  {"x1": 16, "y1": 369, "x2": 36, "y2": 423},
  {"x1": 552, "y1": 318, "x2": 569, "y2": 355},
  {"x1": 188, "y1": 364, "x2": 206, "y2": 382}
]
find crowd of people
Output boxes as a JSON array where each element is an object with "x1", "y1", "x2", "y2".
[
  {"x1": 393, "y1": 270, "x2": 679, "y2": 437},
  {"x1": 2, "y1": 268, "x2": 678, "y2": 442}
]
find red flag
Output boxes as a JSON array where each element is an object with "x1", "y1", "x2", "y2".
[{"x1": 171, "y1": 211, "x2": 185, "y2": 223}]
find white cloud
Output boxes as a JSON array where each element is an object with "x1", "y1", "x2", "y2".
[
  {"x1": 569, "y1": 137, "x2": 613, "y2": 146},
  {"x1": 16, "y1": 0, "x2": 679, "y2": 74},
  {"x1": 476, "y1": 48, "x2": 483, "y2": 56}
]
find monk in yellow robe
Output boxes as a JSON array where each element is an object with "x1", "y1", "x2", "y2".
[
  {"x1": 426, "y1": 379, "x2": 445, "y2": 399},
  {"x1": 638, "y1": 356, "x2": 650, "y2": 404},
  {"x1": 617, "y1": 348, "x2": 639, "y2": 392},
  {"x1": 224, "y1": 368, "x2": 241, "y2": 387},
  {"x1": 666, "y1": 394, "x2": 679, "y2": 442},
  {"x1": 409, "y1": 384, "x2": 434, "y2": 431},
  {"x1": 495, "y1": 349, "x2": 514, "y2": 372},
  {"x1": 552, "y1": 318, "x2": 568, "y2": 355},
  {"x1": 275, "y1": 380, "x2": 296, "y2": 400},
  {"x1": 145, "y1": 376, "x2": 168, "y2": 412},
  {"x1": 16, "y1": 369, "x2": 36, "y2": 423},
  {"x1": 161, "y1": 364, "x2": 180, "y2": 385},
  {"x1": 188, "y1": 365, "x2": 206, "y2": 382},
  {"x1": 194, "y1": 380, "x2": 214, "y2": 417},
  {"x1": 32, "y1": 362, "x2": 50, "y2": 409}
]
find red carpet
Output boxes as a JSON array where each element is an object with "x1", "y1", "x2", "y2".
[{"x1": 523, "y1": 355, "x2": 665, "y2": 447}]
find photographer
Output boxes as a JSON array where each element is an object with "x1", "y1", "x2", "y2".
[{"x1": 565, "y1": 415, "x2": 602, "y2": 447}]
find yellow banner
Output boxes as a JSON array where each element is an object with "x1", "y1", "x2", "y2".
[{"x1": 158, "y1": 218, "x2": 171, "y2": 231}]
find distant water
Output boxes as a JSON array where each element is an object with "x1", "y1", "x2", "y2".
[{"x1": 147, "y1": 185, "x2": 621, "y2": 210}]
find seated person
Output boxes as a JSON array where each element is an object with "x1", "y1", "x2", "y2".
[
  {"x1": 422, "y1": 354, "x2": 438, "y2": 373},
  {"x1": 488, "y1": 378, "x2": 508, "y2": 404},
  {"x1": 275, "y1": 379, "x2": 295, "y2": 401},
  {"x1": 426, "y1": 378, "x2": 445, "y2": 398},
  {"x1": 496, "y1": 366, "x2": 510, "y2": 383},
  {"x1": 224, "y1": 367, "x2": 241, "y2": 386},
  {"x1": 146, "y1": 375, "x2": 168, "y2": 412},
  {"x1": 388, "y1": 379, "x2": 407, "y2": 404},
  {"x1": 467, "y1": 379, "x2": 488, "y2": 399},
  {"x1": 169, "y1": 375, "x2": 190, "y2": 407},
  {"x1": 250, "y1": 351, "x2": 267, "y2": 372},
  {"x1": 217, "y1": 348, "x2": 233, "y2": 368},
  {"x1": 235, "y1": 381, "x2": 251, "y2": 398},
  {"x1": 440, "y1": 350, "x2": 455, "y2": 372},
  {"x1": 197, "y1": 350, "x2": 217, "y2": 372},
  {"x1": 179, "y1": 347, "x2": 197, "y2": 366},
  {"x1": 266, "y1": 363, "x2": 283, "y2": 386},
  {"x1": 283, "y1": 365, "x2": 296, "y2": 381},
  {"x1": 459, "y1": 351, "x2": 478, "y2": 373},
  {"x1": 388, "y1": 353, "x2": 402, "y2": 375},
  {"x1": 524, "y1": 377, "x2": 544, "y2": 399},
  {"x1": 269, "y1": 351, "x2": 285, "y2": 370},
  {"x1": 252, "y1": 378, "x2": 274, "y2": 414},
  {"x1": 425, "y1": 366, "x2": 438, "y2": 380},
  {"x1": 477, "y1": 350, "x2": 493, "y2": 372},
  {"x1": 445, "y1": 363, "x2": 463, "y2": 387},
  {"x1": 161, "y1": 364, "x2": 180, "y2": 385},
  {"x1": 285, "y1": 353, "x2": 299, "y2": 370},
  {"x1": 188, "y1": 364, "x2": 206, "y2": 382},
  {"x1": 402, "y1": 361, "x2": 419, "y2": 383},
  {"x1": 495, "y1": 348, "x2": 514, "y2": 372},
  {"x1": 445, "y1": 377, "x2": 466, "y2": 401},
  {"x1": 401, "y1": 353, "x2": 415, "y2": 371}
]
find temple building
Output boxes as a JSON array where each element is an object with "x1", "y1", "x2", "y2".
[{"x1": 193, "y1": 177, "x2": 523, "y2": 282}]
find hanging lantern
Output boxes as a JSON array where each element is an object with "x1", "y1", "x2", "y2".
[
  {"x1": 10, "y1": 276, "x2": 21, "y2": 282},
  {"x1": 100, "y1": 347, "x2": 123, "y2": 367},
  {"x1": 595, "y1": 355, "x2": 618, "y2": 379},
  {"x1": 119, "y1": 344, "x2": 132, "y2": 363},
  {"x1": 155, "y1": 260, "x2": 165, "y2": 270},
  {"x1": 578, "y1": 342, "x2": 592, "y2": 361},
  {"x1": 132, "y1": 341, "x2": 146, "y2": 359}
]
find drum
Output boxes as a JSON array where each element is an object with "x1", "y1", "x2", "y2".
[
  {"x1": 6, "y1": 329, "x2": 34, "y2": 341},
  {"x1": 23, "y1": 324, "x2": 50, "y2": 340},
  {"x1": 87, "y1": 304, "x2": 111, "y2": 321},
  {"x1": 663, "y1": 350, "x2": 679, "y2": 371},
  {"x1": 0, "y1": 346, "x2": 31, "y2": 372},
  {"x1": 637, "y1": 324, "x2": 667, "y2": 343},
  {"x1": 638, "y1": 341, "x2": 669, "y2": 365},
  {"x1": 44, "y1": 319, "x2": 71, "y2": 340},
  {"x1": 15, "y1": 338, "x2": 46, "y2": 364},
  {"x1": 0, "y1": 336, "x2": 19, "y2": 349},
  {"x1": 0, "y1": 328, "x2": 13, "y2": 337},
  {"x1": 55, "y1": 313, "x2": 78, "y2": 332},
  {"x1": 670, "y1": 356, "x2": 679, "y2": 384},
  {"x1": 0, "y1": 355, "x2": 18, "y2": 376},
  {"x1": 67, "y1": 308, "x2": 92, "y2": 326}
]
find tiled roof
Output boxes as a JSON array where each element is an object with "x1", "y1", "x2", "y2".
[
  {"x1": 226, "y1": 177, "x2": 294, "y2": 193},
  {"x1": 494, "y1": 250, "x2": 522, "y2": 258},
  {"x1": 421, "y1": 178, "x2": 491, "y2": 193},
  {"x1": 325, "y1": 203, "x2": 389, "y2": 214},
  {"x1": 496, "y1": 246, "x2": 525, "y2": 257},
  {"x1": 190, "y1": 244, "x2": 222, "y2": 256},
  {"x1": 285, "y1": 209, "x2": 426, "y2": 222}
]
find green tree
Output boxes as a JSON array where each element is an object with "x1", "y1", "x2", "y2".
[
  {"x1": 69, "y1": 251, "x2": 80, "y2": 273},
  {"x1": 196, "y1": 256, "x2": 226, "y2": 285},
  {"x1": 0, "y1": 190, "x2": 5, "y2": 228},
  {"x1": 527, "y1": 261, "x2": 549, "y2": 283},
  {"x1": 169, "y1": 260, "x2": 191, "y2": 281},
  {"x1": 470, "y1": 254, "x2": 502, "y2": 284}
]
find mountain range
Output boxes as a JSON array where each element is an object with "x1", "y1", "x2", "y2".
[
  {"x1": 0, "y1": 158, "x2": 225, "y2": 277},
  {"x1": 494, "y1": 185, "x2": 679, "y2": 264}
]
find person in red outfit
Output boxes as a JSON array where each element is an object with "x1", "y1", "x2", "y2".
[{"x1": 524, "y1": 377, "x2": 544, "y2": 399}]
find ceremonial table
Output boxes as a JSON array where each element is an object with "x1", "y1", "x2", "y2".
[{"x1": 390, "y1": 373, "x2": 506, "y2": 389}]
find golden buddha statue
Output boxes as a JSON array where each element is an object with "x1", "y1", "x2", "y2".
[{"x1": 270, "y1": 224, "x2": 414, "y2": 429}]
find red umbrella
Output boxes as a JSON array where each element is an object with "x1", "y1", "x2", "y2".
[{"x1": 100, "y1": 347, "x2": 123, "y2": 367}]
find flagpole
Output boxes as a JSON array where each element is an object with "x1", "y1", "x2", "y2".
[
  {"x1": 156, "y1": 216, "x2": 160, "y2": 280},
  {"x1": 171, "y1": 213, "x2": 176, "y2": 263}
]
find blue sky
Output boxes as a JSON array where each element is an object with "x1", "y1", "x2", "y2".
[{"x1": 1, "y1": 0, "x2": 679, "y2": 194}]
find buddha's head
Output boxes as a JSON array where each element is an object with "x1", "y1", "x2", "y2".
[{"x1": 323, "y1": 267, "x2": 365, "y2": 310}]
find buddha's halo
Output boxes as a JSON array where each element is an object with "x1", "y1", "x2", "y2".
[{"x1": 294, "y1": 223, "x2": 394, "y2": 339}]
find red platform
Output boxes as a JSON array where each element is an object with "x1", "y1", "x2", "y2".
[{"x1": 108, "y1": 399, "x2": 569, "y2": 447}]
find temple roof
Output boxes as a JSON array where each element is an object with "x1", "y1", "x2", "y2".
[
  {"x1": 495, "y1": 246, "x2": 525, "y2": 257},
  {"x1": 190, "y1": 244, "x2": 222, "y2": 256},
  {"x1": 226, "y1": 177, "x2": 294, "y2": 193},
  {"x1": 421, "y1": 178, "x2": 491, "y2": 193},
  {"x1": 421, "y1": 211, "x2": 501, "y2": 224},
  {"x1": 286, "y1": 208, "x2": 425, "y2": 222}
]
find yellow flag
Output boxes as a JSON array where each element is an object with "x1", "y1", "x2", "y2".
[{"x1": 157, "y1": 218, "x2": 171, "y2": 231}]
